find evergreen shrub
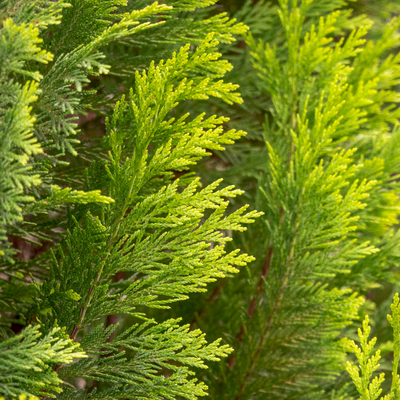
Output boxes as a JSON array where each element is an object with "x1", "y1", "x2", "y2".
[{"x1": 2, "y1": 0, "x2": 400, "y2": 399}]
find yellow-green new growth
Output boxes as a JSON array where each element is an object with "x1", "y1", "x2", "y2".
[
  {"x1": 345, "y1": 316, "x2": 385, "y2": 400},
  {"x1": 0, "y1": 325, "x2": 86, "y2": 398},
  {"x1": 0, "y1": 2, "x2": 260, "y2": 398},
  {"x1": 387, "y1": 293, "x2": 400, "y2": 398},
  {"x1": 0, "y1": 395, "x2": 39, "y2": 400},
  {"x1": 346, "y1": 294, "x2": 400, "y2": 400}
]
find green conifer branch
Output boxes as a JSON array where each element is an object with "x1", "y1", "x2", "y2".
[
  {"x1": 4, "y1": 1, "x2": 400, "y2": 399},
  {"x1": 345, "y1": 294, "x2": 400, "y2": 400},
  {"x1": 0, "y1": 1, "x2": 257, "y2": 398},
  {"x1": 190, "y1": 1, "x2": 400, "y2": 398},
  {"x1": 0, "y1": 325, "x2": 86, "y2": 398}
]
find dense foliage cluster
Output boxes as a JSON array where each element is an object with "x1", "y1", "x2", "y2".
[{"x1": 2, "y1": 0, "x2": 400, "y2": 399}]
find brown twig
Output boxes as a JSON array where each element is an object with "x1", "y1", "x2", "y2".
[
  {"x1": 233, "y1": 209, "x2": 298, "y2": 400},
  {"x1": 190, "y1": 279, "x2": 227, "y2": 329},
  {"x1": 228, "y1": 247, "x2": 273, "y2": 362}
]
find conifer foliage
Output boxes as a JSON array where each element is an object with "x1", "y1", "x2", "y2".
[
  {"x1": 3, "y1": 0, "x2": 400, "y2": 399},
  {"x1": 179, "y1": 0, "x2": 400, "y2": 399},
  {"x1": 0, "y1": 0, "x2": 260, "y2": 398}
]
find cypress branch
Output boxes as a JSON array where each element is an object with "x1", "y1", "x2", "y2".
[{"x1": 3, "y1": 1, "x2": 400, "y2": 399}]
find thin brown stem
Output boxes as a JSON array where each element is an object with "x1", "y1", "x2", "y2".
[
  {"x1": 233, "y1": 244, "x2": 294, "y2": 400},
  {"x1": 69, "y1": 219, "x2": 123, "y2": 344},
  {"x1": 104, "y1": 271, "x2": 126, "y2": 342},
  {"x1": 233, "y1": 204, "x2": 299, "y2": 399},
  {"x1": 52, "y1": 203, "x2": 129, "y2": 381},
  {"x1": 228, "y1": 247, "x2": 273, "y2": 366},
  {"x1": 190, "y1": 279, "x2": 227, "y2": 329}
]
